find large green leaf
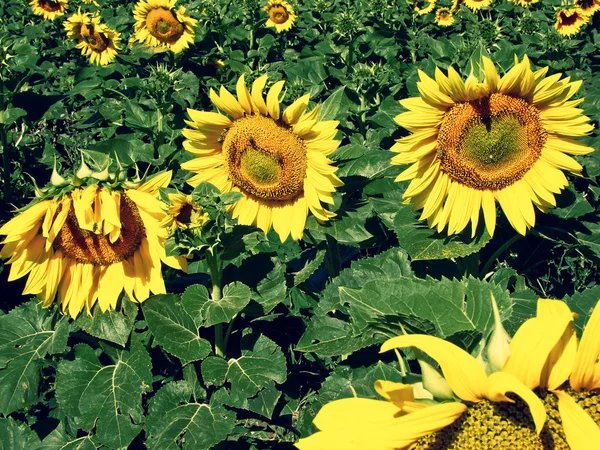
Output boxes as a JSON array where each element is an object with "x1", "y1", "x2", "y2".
[
  {"x1": 0, "y1": 418, "x2": 41, "y2": 450},
  {"x1": 145, "y1": 381, "x2": 234, "y2": 450},
  {"x1": 181, "y1": 283, "x2": 251, "y2": 328},
  {"x1": 55, "y1": 336, "x2": 152, "y2": 449},
  {"x1": 566, "y1": 286, "x2": 600, "y2": 334},
  {"x1": 0, "y1": 300, "x2": 69, "y2": 414},
  {"x1": 35, "y1": 425, "x2": 99, "y2": 450},
  {"x1": 76, "y1": 300, "x2": 138, "y2": 347},
  {"x1": 255, "y1": 259, "x2": 287, "y2": 314},
  {"x1": 143, "y1": 294, "x2": 211, "y2": 364}
]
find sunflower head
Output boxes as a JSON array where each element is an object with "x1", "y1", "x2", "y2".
[
  {"x1": 414, "y1": 0, "x2": 436, "y2": 15},
  {"x1": 463, "y1": 0, "x2": 491, "y2": 10},
  {"x1": 434, "y1": 7, "x2": 455, "y2": 26},
  {"x1": 264, "y1": 0, "x2": 296, "y2": 33},
  {"x1": 180, "y1": 74, "x2": 343, "y2": 242},
  {"x1": 163, "y1": 193, "x2": 210, "y2": 233},
  {"x1": 64, "y1": 9, "x2": 90, "y2": 40},
  {"x1": 554, "y1": 8, "x2": 589, "y2": 36},
  {"x1": 75, "y1": 18, "x2": 122, "y2": 66},
  {"x1": 391, "y1": 55, "x2": 593, "y2": 237},
  {"x1": 133, "y1": 0, "x2": 198, "y2": 53},
  {"x1": 30, "y1": 0, "x2": 68, "y2": 20},
  {"x1": 575, "y1": 0, "x2": 600, "y2": 16}
]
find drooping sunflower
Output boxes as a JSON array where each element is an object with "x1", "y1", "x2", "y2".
[
  {"x1": 132, "y1": 0, "x2": 197, "y2": 53},
  {"x1": 391, "y1": 55, "x2": 594, "y2": 237},
  {"x1": 0, "y1": 172, "x2": 187, "y2": 319},
  {"x1": 502, "y1": 298, "x2": 600, "y2": 449},
  {"x1": 65, "y1": 13, "x2": 121, "y2": 66},
  {"x1": 30, "y1": 0, "x2": 68, "y2": 20},
  {"x1": 434, "y1": 7, "x2": 455, "y2": 26},
  {"x1": 180, "y1": 74, "x2": 343, "y2": 242},
  {"x1": 162, "y1": 193, "x2": 210, "y2": 232},
  {"x1": 415, "y1": 0, "x2": 436, "y2": 15},
  {"x1": 575, "y1": 0, "x2": 600, "y2": 16},
  {"x1": 264, "y1": 0, "x2": 296, "y2": 32},
  {"x1": 463, "y1": 0, "x2": 491, "y2": 10},
  {"x1": 554, "y1": 8, "x2": 589, "y2": 36}
]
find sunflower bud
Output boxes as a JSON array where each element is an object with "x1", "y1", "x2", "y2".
[
  {"x1": 91, "y1": 165, "x2": 110, "y2": 181},
  {"x1": 486, "y1": 293, "x2": 511, "y2": 372},
  {"x1": 50, "y1": 159, "x2": 67, "y2": 186},
  {"x1": 75, "y1": 155, "x2": 93, "y2": 180},
  {"x1": 417, "y1": 355, "x2": 455, "y2": 401}
]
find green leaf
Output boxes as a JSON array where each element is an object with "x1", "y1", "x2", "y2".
[
  {"x1": 317, "y1": 86, "x2": 346, "y2": 121},
  {"x1": 182, "y1": 282, "x2": 252, "y2": 328},
  {"x1": 76, "y1": 300, "x2": 137, "y2": 347},
  {"x1": 371, "y1": 191, "x2": 491, "y2": 260},
  {"x1": 0, "y1": 108, "x2": 27, "y2": 126},
  {"x1": 305, "y1": 201, "x2": 374, "y2": 246},
  {"x1": 255, "y1": 259, "x2": 287, "y2": 314},
  {"x1": 143, "y1": 294, "x2": 211, "y2": 364},
  {"x1": 566, "y1": 286, "x2": 600, "y2": 334},
  {"x1": 0, "y1": 418, "x2": 41, "y2": 450},
  {"x1": 36, "y1": 425, "x2": 98, "y2": 450},
  {"x1": 145, "y1": 381, "x2": 234, "y2": 450},
  {"x1": 551, "y1": 187, "x2": 594, "y2": 219},
  {"x1": 293, "y1": 249, "x2": 326, "y2": 286},
  {"x1": 368, "y1": 95, "x2": 404, "y2": 129},
  {"x1": 575, "y1": 220, "x2": 600, "y2": 260},
  {"x1": 55, "y1": 336, "x2": 152, "y2": 449},
  {"x1": 201, "y1": 356, "x2": 228, "y2": 387},
  {"x1": 0, "y1": 300, "x2": 69, "y2": 414}
]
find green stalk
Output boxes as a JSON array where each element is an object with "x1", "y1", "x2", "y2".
[
  {"x1": 480, "y1": 234, "x2": 522, "y2": 277},
  {"x1": 325, "y1": 234, "x2": 341, "y2": 277},
  {"x1": 206, "y1": 251, "x2": 225, "y2": 357}
]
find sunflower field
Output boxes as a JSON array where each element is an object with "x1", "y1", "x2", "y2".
[{"x1": 1, "y1": 0, "x2": 600, "y2": 447}]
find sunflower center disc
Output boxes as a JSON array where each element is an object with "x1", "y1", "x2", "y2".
[
  {"x1": 269, "y1": 6, "x2": 289, "y2": 24},
  {"x1": 82, "y1": 25, "x2": 109, "y2": 52},
  {"x1": 146, "y1": 8, "x2": 184, "y2": 43},
  {"x1": 39, "y1": 0, "x2": 61, "y2": 12},
  {"x1": 223, "y1": 115, "x2": 307, "y2": 201},
  {"x1": 53, "y1": 194, "x2": 146, "y2": 266},
  {"x1": 558, "y1": 10, "x2": 581, "y2": 26},
  {"x1": 437, "y1": 93, "x2": 546, "y2": 190}
]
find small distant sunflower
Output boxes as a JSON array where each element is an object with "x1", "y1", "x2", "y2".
[
  {"x1": 509, "y1": 0, "x2": 539, "y2": 6},
  {"x1": 575, "y1": 0, "x2": 600, "y2": 16},
  {"x1": 414, "y1": 0, "x2": 436, "y2": 15},
  {"x1": 463, "y1": 0, "x2": 491, "y2": 10},
  {"x1": 163, "y1": 193, "x2": 209, "y2": 232},
  {"x1": 0, "y1": 172, "x2": 187, "y2": 319},
  {"x1": 133, "y1": 0, "x2": 197, "y2": 53},
  {"x1": 30, "y1": 0, "x2": 68, "y2": 20},
  {"x1": 435, "y1": 7, "x2": 455, "y2": 26},
  {"x1": 65, "y1": 13, "x2": 121, "y2": 66},
  {"x1": 391, "y1": 55, "x2": 594, "y2": 237},
  {"x1": 264, "y1": 0, "x2": 296, "y2": 33},
  {"x1": 63, "y1": 8, "x2": 89, "y2": 40},
  {"x1": 181, "y1": 74, "x2": 343, "y2": 242},
  {"x1": 554, "y1": 8, "x2": 589, "y2": 36}
]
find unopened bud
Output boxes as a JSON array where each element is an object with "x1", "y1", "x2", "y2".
[
  {"x1": 486, "y1": 293, "x2": 511, "y2": 372},
  {"x1": 418, "y1": 357, "x2": 455, "y2": 401},
  {"x1": 50, "y1": 159, "x2": 66, "y2": 186}
]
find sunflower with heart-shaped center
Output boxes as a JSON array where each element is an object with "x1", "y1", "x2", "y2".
[
  {"x1": 575, "y1": 0, "x2": 600, "y2": 16},
  {"x1": 0, "y1": 170, "x2": 187, "y2": 319},
  {"x1": 434, "y1": 8, "x2": 455, "y2": 26},
  {"x1": 414, "y1": 0, "x2": 436, "y2": 15},
  {"x1": 264, "y1": 0, "x2": 296, "y2": 32},
  {"x1": 180, "y1": 74, "x2": 343, "y2": 242},
  {"x1": 30, "y1": 0, "x2": 68, "y2": 21},
  {"x1": 133, "y1": 0, "x2": 197, "y2": 53},
  {"x1": 554, "y1": 8, "x2": 590, "y2": 36},
  {"x1": 64, "y1": 12, "x2": 121, "y2": 66},
  {"x1": 391, "y1": 55, "x2": 593, "y2": 238}
]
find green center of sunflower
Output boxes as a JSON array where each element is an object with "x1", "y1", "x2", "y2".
[
  {"x1": 437, "y1": 93, "x2": 546, "y2": 190},
  {"x1": 39, "y1": 0, "x2": 62, "y2": 12},
  {"x1": 223, "y1": 115, "x2": 307, "y2": 201},
  {"x1": 146, "y1": 8, "x2": 184, "y2": 43},
  {"x1": 53, "y1": 194, "x2": 146, "y2": 266}
]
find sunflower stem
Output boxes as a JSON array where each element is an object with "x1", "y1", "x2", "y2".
[
  {"x1": 325, "y1": 234, "x2": 341, "y2": 277},
  {"x1": 0, "y1": 78, "x2": 9, "y2": 204},
  {"x1": 480, "y1": 234, "x2": 522, "y2": 277},
  {"x1": 207, "y1": 251, "x2": 225, "y2": 357}
]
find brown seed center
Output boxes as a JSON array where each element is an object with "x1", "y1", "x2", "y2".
[
  {"x1": 39, "y1": 0, "x2": 62, "y2": 12},
  {"x1": 53, "y1": 194, "x2": 146, "y2": 266},
  {"x1": 558, "y1": 10, "x2": 583, "y2": 27},
  {"x1": 269, "y1": 6, "x2": 290, "y2": 24},
  {"x1": 81, "y1": 24, "x2": 110, "y2": 52},
  {"x1": 146, "y1": 8, "x2": 185, "y2": 44}
]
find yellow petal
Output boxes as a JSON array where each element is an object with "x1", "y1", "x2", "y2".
[
  {"x1": 267, "y1": 80, "x2": 286, "y2": 120},
  {"x1": 555, "y1": 391, "x2": 600, "y2": 450},
  {"x1": 137, "y1": 171, "x2": 172, "y2": 194},
  {"x1": 251, "y1": 74, "x2": 269, "y2": 115},
  {"x1": 380, "y1": 335, "x2": 488, "y2": 402},
  {"x1": 236, "y1": 73, "x2": 253, "y2": 114},
  {"x1": 571, "y1": 300, "x2": 600, "y2": 391},
  {"x1": 283, "y1": 93, "x2": 311, "y2": 125}
]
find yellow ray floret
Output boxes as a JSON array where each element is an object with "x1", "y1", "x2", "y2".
[
  {"x1": 181, "y1": 74, "x2": 343, "y2": 242},
  {"x1": 0, "y1": 172, "x2": 187, "y2": 319},
  {"x1": 391, "y1": 55, "x2": 594, "y2": 238},
  {"x1": 264, "y1": 0, "x2": 296, "y2": 32},
  {"x1": 554, "y1": 8, "x2": 590, "y2": 36}
]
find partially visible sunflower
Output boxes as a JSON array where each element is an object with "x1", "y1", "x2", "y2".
[
  {"x1": 132, "y1": 0, "x2": 197, "y2": 53},
  {"x1": 63, "y1": 8, "x2": 89, "y2": 40},
  {"x1": 264, "y1": 0, "x2": 296, "y2": 32},
  {"x1": 575, "y1": 0, "x2": 600, "y2": 16},
  {"x1": 554, "y1": 8, "x2": 589, "y2": 36},
  {"x1": 415, "y1": 0, "x2": 436, "y2": 15},
  {"x1": 65, "y1": 13, "x2": 121, "y2": 66},
  {"x1": 463, "y1": 0, "x2": 491, "y2": 10},
  {"x1": 0, "y1": 172, "x2": 187, "y2": 319},
  {"x1": 391, "y1": 55, "x2": 594, "y2": 237},
  {"x1": 502, "y1": 298, "x2": 600, "y2": 449},
  {"x1": 163, "y1": 193, "x2": 209, "y2": 232},
  {"x1": 509, "y1": 0, "x2": 539, "y2": 6},
  {"x1": 434, "y1": 7, "x2": 455, "y2": 26},
  {"x1": 181, "y1": 74, "x2": 343, "y2": 242},
  {"x1": 30, "y1": 0, "x2": 68, "y2": 20},
  {"x1": 81, "y1": 0, "x2": 99, "y2": 5}
]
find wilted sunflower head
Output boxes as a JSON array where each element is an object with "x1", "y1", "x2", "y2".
[
  {"x1": 180, "y1": 73, "x2": 343, "y2": 242},
  {"x1": 30, "y1": 0, "x2": 68, "y2": 21},
  {"x1": 132, "y1": 0, "x2": 198, "y2": 53},
  {"x1": 264, "y1": 0, "x2": 296, "y2": 33},
  {"x1": 0, "y1": 169, "x2": 187, "y2": 319},
  {"x1": 391, "y1": 55, "x2": 594, "y2": 237},
  {"x1": 75, "y1": 18, "x2": 122, "y2": 66},
  {"x1": 554, "y1": 8, "x2": 589, "y2": 36},
  {"x1": 435, "y1": 7, "x2": 455, "y2": 26}
]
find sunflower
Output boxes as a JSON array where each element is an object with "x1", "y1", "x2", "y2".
[
  {"x1": 391, "y1": 55, "x2": 594, "y2": 237},
  {"x1": 65, "y1": 13, "x2": 121, "y2": 66},
  {"x1": 0, "y1": 172, "x2": 187, "y2": 319},
  {"x1": 264, "y1": 0, "x2": 296, "y2": 32},
  {"x1": 502, "y1": 298, "x2": 600, "y2": 449},
  {"x1": 575, "y1": 0, "x2": 600, "y2": 16},
  {"x1": 132, "y1": 0, "x2": 197, "y2": 53},
  {"x1": 415, "y1": 0, "x2": 436, "y2": 15},
  {"x1": 180, "y1": 74, "x2": 343, "y2": 242},
  {"x1": 463, "y1": 0, "x2": 491, "y2": 10},
  {"x1": 162, "y1": 193, "x2": 209, "y2": 232},
  {"x1": 554, "y1": 8, "x2": 589, "y2": 36},
  {"x1": 508, "y1": 0, "x2": 540, "y2": 6},
  {"x1": 434, "y1": 7, "x2": 455, "y2": 26},
  {"x1": 295, "y1": 383, "x2": 467, "y2": 450},
  {"x1": 63, "y1": 8, "x2": 89, "y2": 40},
  {"x1": 30, "y1": 0, "x2": 68, "y2": 20}
]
